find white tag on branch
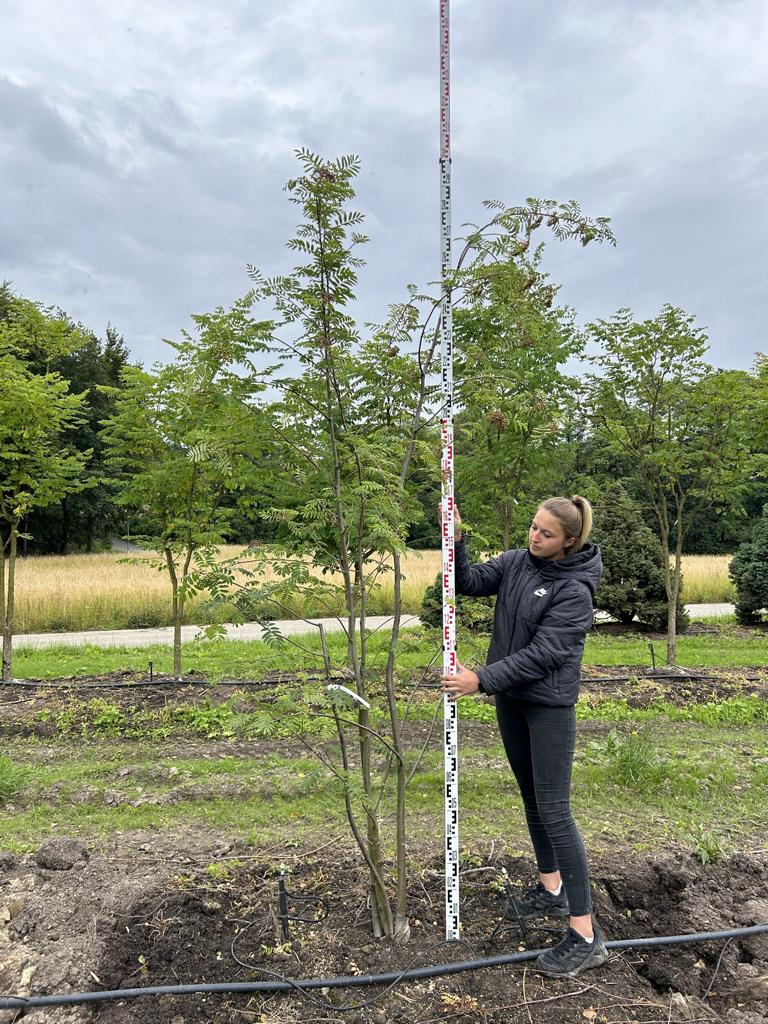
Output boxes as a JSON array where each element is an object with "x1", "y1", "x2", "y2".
[{"x1": 326, "y1": 684, "x2": 371, "y2": 710}]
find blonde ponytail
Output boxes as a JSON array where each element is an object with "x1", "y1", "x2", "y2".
[{"x1": 541, "y1": 495, "x2": 593, "y2": 553}]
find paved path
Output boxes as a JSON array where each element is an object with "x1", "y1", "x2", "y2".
[
  {"x1": 5, "y1": 604, "x2": 736, "y2": 651},
  {"x1": 9, "y1": 615, "x2": 422, "y2": 651},
  {"x1": 685, "y1": 603, "x2": 735, "y2": 618}
]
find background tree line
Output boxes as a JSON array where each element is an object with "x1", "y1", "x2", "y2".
[{"x1": 2, "y1": 277, "x2": 765, "y2": 562}]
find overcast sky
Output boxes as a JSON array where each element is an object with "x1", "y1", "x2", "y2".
[{"x1": 2, "y1": 0, "x2": 766, "y2": 370}]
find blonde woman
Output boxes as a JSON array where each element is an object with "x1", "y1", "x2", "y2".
[{"x1": 441, "y1": 497, "x2": 607, "y2": 977}]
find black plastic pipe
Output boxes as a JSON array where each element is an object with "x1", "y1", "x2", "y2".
[
  {"x1": 0, "y1": 675, "x2": 337, "y2": 690},
  {"x1": 0, "y1": 678, "x2": 209, "y2": 689},
  {"x1": 581, "y1": 674, "x2": 762, "y2": 684},
  {"x1": 1, "y1": 923, "x2": 766, "y2": 1010}
]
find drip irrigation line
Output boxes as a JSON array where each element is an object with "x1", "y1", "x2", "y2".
[
  {"x1": 1, "y1": 674, "x2": 762, "y2": 692},
  {"x1": 702, "y1": 935, "x2": 734, "y2": 1000},
  {"x1": 2, "y1": 923, "x2": 767, "y2": 1011},
  {"x1": 0, "y1": 673, "x2": 346, "y2": 690},
  {"x1": 582, "y1": 674, "x2": 763, "y2": 684},
  {"x1": 0, "y1": 678, "x2": 209, "y2": 690}
]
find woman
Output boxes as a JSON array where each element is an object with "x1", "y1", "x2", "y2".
[{"x1": 440, "y1": 496, "x2": 607, "y2": 978}]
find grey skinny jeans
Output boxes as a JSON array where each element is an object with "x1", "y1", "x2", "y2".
[{"x1": 495, "y1": 696, "x2": 592, "y2": 916}]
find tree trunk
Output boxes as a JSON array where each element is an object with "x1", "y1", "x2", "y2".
[
  {"x1": 667, "y1": 529, "x2": 685, "y2": 667},
  {"x1": 651, "y1": 492, "x2": 677, "y2": 667},
  {"x1": 172, "y1": 583, "x2": 183, "y2": 678},
  {"x1": 61, "y1": 495, "x2": 71, "y2": 554},
  {"x1": 165, "y1": 547, "x2": 182, "y2": 677},
  {"x1": 333, "y1": 710, "x2": 393, "y2": 937},
  {"x1": 1, "y1": 529, "x2": 7, "y2": 680},
  {"x1": 2, "y1": 525, "x2": 18, "y2": 682},
  {"x1": 661, "y1": 532, "x2": 677, "y2": 667},
  {"x1": 666, "y1": 584, "x2": 677, "y2": 667},
  {"x1": 355, "y1": 551, "x2": 392, "y2": 935},
  {"x1": 386, "y1": 548, "x2": 410, "y2": 943}
]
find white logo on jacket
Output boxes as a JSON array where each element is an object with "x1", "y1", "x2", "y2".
[{"x1": 534, "y1": 587, "x2": 549, "y2": 597}]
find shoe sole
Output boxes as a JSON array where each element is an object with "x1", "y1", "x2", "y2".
[{"x1": 535, "y1": 947, "x2": 609, "y2": 978}]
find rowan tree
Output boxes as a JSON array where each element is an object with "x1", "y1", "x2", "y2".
[
  {"x1": 229, "y1": 152, "x2": 442, "y2": 942},
  {"x1": 194, "y1": 156, "x2": 618, "y2": 942},
  {"x1": 100, "y1": 296, "x2": 272, "y2": 676}
]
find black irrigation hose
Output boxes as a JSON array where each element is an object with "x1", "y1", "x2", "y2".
[
  {"x1": 0, "y1": 678, "x2": 209, "y2": 690},
  {"x1": 582, "y1": 674, "x2": 763, "y2": 684},
  {"x1": 2, "y1": 923, "x2": 767, "y2": 1011},
  {"x1": 0, "y1": 674, "x2": 344, "y2": 691},
  {"x1": 3, "y1": 669, "x2": 763, "y2": 690}
]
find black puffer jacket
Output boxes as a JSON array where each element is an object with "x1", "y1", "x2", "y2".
[{"x1": 455, "y1": 539, "x2": 603, "y2": 706}]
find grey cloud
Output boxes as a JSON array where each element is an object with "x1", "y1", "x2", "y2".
[
  {"x1": 0, "y1": 76, "x2": 99, "y2": 168},
  {"x1": 1, "y1": 0, "x2": 766, "y2": 371}
]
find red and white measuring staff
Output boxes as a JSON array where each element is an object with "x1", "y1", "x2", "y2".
[{"x1": 439, "y1": 0, "x2": 460, "y2": 942}]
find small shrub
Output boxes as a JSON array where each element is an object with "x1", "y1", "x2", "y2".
[
  {"x1": 45, "y1": 615, "x2": 75, "y2": 632},
  {"x1": 126, "y1": 608, "x2": 166, "y2": 629},
  {"x1": 420, "y1": 578, "x2": 494, "y2": 634},
  {"x1": 229, "y1": 591, "x2": 277, "y2": 625}
]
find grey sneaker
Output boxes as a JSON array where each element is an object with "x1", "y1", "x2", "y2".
[
  {"x1": 507, "y1": 882, "x2": 569, "y2": 922},
  {"x1": 535, "y1": 924, "x2": 608, "y2": 978}
]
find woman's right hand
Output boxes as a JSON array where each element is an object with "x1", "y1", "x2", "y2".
[{"x1": 437, "y1": 502, "x2": 462, "y2": 542}]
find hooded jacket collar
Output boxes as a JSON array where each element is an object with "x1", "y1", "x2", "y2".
[{"x1": 526, "y1": 541, "x2": 603, "y2": 597}]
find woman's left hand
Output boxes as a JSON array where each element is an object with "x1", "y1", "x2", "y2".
[{"x1": 441, "y1": 662, "x2": 480, "y2": 700}]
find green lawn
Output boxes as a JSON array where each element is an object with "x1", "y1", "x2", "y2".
[
  {"x1": 2, "y1": 717, "x2": 766, "y2": 857},
  {"x1": 9, "y1": 623, "x2": 768, "y2": 682}
]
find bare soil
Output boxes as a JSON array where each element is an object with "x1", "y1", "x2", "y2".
[{"x1": 1, "y1": 837, "x2": 767, "y2": 1024}]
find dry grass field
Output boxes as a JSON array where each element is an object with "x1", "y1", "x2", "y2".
[
  {"x1": 680, "y1": 554, "x2": 737, "y2": 604},
  {"x1": 10, "y1": 547, "x2": 442, "y2": 634},
  {"x1": 9, "y1": 547, "x2": 734, "y2": 634}
]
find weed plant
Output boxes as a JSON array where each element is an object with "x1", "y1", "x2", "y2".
[
  {"x1": 0, "y1": 756, "x2": 26, "y2": 803},
  {"x1": 688, "y1": 824, "x2": 730, "y2": 864},
  {"x1": 600, "y1": 728, "x2": 666, "y2": 790}
]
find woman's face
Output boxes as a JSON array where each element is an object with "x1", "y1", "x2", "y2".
[{"x1": 529, "y1": 507, "x2": 575, "y2": 561}]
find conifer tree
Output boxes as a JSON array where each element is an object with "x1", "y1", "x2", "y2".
[
  {"x1": 592, "y1": 483, "x2": 688, "y2": 630},
  {"x1": 729, "y1": 504, "x2": 768, "y2": 623}
]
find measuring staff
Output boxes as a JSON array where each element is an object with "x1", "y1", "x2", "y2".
[{"x1": 438, "y1": 0, "x2": 460, "y2": 943}]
